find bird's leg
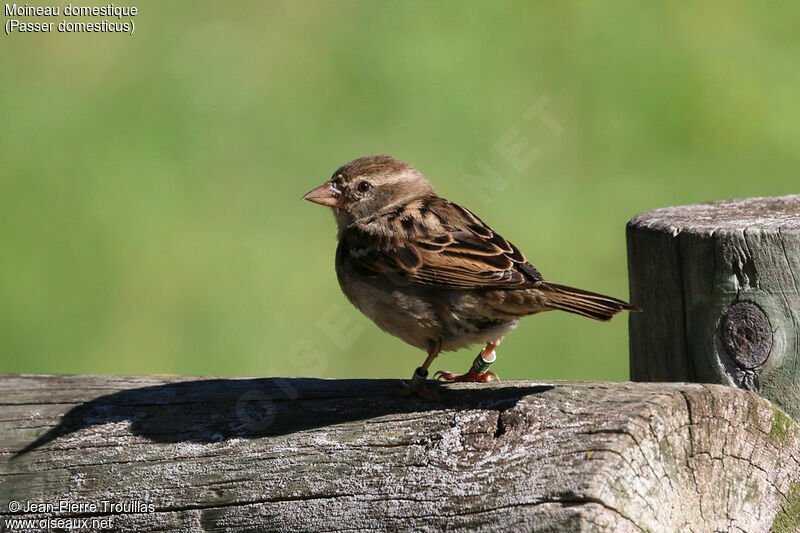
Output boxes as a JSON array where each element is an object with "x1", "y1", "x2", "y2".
[
  {"x1": 396, "y1": 340, "x2": 441, "y2": 400},
  {"x1": 434, "y1": 338, "x2": 503, "y2": 383}
]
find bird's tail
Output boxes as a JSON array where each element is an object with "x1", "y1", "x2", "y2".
[{"x1": 539, "y1": 282, "x2": 641, "y2": 322}]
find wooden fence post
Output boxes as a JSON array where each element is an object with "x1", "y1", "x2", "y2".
[{"x1": 627, "y1": 195, "x2": 800, "y2": 417}]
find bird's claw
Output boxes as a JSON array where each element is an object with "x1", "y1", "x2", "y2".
[
  {"x1": 395, "y1": 380, "x2": 439, "y2": 401},
  {"x1": 434, "y1": 369, "x2": 499, "y2": 383},
  {"x1": 395, "y1": 367, "x2": 439, "y2": 400}
]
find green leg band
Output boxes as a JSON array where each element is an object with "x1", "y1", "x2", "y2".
[{"x1": 471, "y1": 350, "x2": 497, "y2": 374}]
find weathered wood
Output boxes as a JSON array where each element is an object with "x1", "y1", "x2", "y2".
[
  {"x1": 627, "y1": 195, "x2": 800, "y2": 418},
  {"x1": 2, "y1": 374, "x2": 800, "y2": 532}
]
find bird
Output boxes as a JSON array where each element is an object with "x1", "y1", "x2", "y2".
[{"x1": 302, "y1": 155, "x2": 640, "y2": 396}]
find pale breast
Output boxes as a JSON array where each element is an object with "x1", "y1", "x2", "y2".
[{"x1": 336, "y1": 252, "x2": 519, "y2": 352}]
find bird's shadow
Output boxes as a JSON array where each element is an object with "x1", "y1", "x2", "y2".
[{"x1": 15, "y1": 378, "x2": 553, "y2": 457}]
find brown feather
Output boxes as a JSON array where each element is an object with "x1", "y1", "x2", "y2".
[
  {"x1": 342, "y1": 194, "x2": 543, "y2": 290},
  {"x1": 538, "y1": 282, "x2": 642, "y2": 321}
]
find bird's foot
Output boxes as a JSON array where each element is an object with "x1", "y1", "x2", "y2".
[
  {"x1": 395, "y1": 367, "x2": 439, "y2": 400},
  {"x1": 434, "y1": 368, "x2": 499, "y2": 383},
  {"x1": 434, "y1": 349, "x2": 499, "y2": 383}
]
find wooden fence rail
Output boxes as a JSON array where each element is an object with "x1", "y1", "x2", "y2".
[{"x1": 2, "y1": 374, "x2": 799, "y2": 532}]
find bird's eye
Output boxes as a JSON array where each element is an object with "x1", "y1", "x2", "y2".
[{"x1": 356, "y1": 181, "x2": 372, "y2": 193}]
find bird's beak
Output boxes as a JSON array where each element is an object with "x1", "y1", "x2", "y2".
[{"x1": 302, "y1": 182, "x2": 342, "y2": 208}]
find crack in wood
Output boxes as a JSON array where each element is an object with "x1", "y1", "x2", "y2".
[
  {"x1": 628, "y1": 196, "x2": 800, "y2": 419},
  {"x1": 2, "y1": 376, "x2": 799, "y2": 532}
]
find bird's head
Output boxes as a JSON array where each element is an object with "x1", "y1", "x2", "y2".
[{"x1": 302, "y1": 155, "x2": 434, "y2": 228}]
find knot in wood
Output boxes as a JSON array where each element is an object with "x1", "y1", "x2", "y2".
[{"x1": 719, "y1": 301, "x2": 772, "y2": 370}]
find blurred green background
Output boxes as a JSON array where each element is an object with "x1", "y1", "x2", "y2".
[{"x1": 1, "y1": 1, "x2": 798, "y2": 381}]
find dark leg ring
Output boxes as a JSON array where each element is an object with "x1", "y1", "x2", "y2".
[
  {"x1": 396, "y1": 366, "x2": 438, "y2": 400},
  {"x1": 410, "y1": 367, "x2": 429, "y2": 388}
]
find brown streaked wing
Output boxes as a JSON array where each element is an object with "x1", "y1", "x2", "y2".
[{"x1": 342, "y1": 196, "x2": 543, "y2": 289}]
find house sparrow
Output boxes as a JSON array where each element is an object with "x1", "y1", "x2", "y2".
[{"x1": 303, "y1": 155, "x2": 640, "y2": 393}]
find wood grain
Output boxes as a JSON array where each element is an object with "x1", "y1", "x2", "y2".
[
  {"x1": 627, "y1": 195, "x2": 800, "y2": 418},
  {"x1": 2, "y1": 374, "x2": 799, "y2": 532}
]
